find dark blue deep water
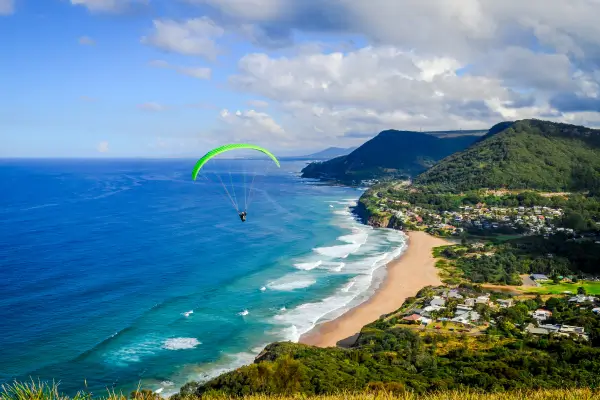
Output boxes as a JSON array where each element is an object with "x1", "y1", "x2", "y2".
[{"x1": 0, "y1": 159, "x2": 406, "y2": 396}]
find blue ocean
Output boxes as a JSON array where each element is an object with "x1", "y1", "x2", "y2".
[{"x1": 0, "y1": 159, "x2": 406, "y2": 396}]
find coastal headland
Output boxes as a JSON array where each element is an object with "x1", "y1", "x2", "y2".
[{"x1": 300, "y1": 231, "x2": 453, "y2": 347}]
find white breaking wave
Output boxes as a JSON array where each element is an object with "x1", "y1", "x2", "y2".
[
  {"x1": 104, "y1": 335, "x2": 163, "y2": 366},
  {"x1": 260, "y1": 286, "x2": 266, "y2": 291},
  {"x1": 182, "y1": 310, "x2": 193, "y2": 317},
  {"x1": 272, "y1": 292, "x2": 358, "y2": 342},
  {"x1": 341, "y1": 280, "x2": 355, "y2": 292},
  {"x1": 332, "y1": 262, "x2": 345, "y2": 272},
  {"x1": 313, "y1": 243, "x2": 362, "y2": 258},
  {"x1": 267, "y1": 276, "x2": 316, "y2": 291},
  {"x1": 337, "y1": 232, "x2": 369, "y2": 245},
  {"x1": 293, "y1": 260, "x2": 322, "y2": 270},
  {"x1": 238, "y1": 310, "x2": 249, "y2": 316},
  {"x1": 333, "y1": 210, "x2": 352, "y2": 216},
  {"x1": 162, "y1": 338, "x2": 201, "y2": 350},
  {"x1": 320, "y1": 261, "x2": 345, "y2": 272}
]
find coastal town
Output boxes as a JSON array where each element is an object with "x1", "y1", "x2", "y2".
[
  {"x1": 385, "y1": 285, "x2": 598, "y2": 342},
  {"x1": 370, "y1": 191, "x2": 600, "y2": 241}
]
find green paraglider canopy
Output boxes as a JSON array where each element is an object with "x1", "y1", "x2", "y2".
[
  {"x1": 191, "y1": 144, "x2": 280, "y2": 217},
  {"x1": 192, "y1": 144, "x2": 280, "y2": 181}
]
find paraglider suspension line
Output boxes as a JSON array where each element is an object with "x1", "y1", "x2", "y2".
[
  {"x1": 242, "y1": 162, "x2": 248, "y2": 211},
  {"x1": 228, "y1": 170, "x2": 240, "y2": 211},
  {"x1": 215, "y1": 173, "x2": 239, "y2": 212},
  {"x1": 200, "y1": 173, "x2": 239, "y2": 213},
  {"x1": 246, "y1": 170, "x2": 259, "y2": 211}
]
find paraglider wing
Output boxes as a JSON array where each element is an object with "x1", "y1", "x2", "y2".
[{"x1": 191, "y1": 143, "x2": 280, "y2": 181}]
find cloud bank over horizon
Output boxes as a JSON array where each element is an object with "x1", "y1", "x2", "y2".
[{"x1": 3, "y1": 0, "x2": 600, "y2": 157}]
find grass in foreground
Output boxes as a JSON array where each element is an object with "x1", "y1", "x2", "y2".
[
  {"x1": 3, "y1": 381, "x2": 600, "y2": 400},
  {"x1": 0, "y1": 380, "x2": 159, "y2": 400}
]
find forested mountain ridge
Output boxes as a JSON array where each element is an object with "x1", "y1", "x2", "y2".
[
  {"x1": 301, "y1": 130, "x2": 479, "y2": 183},
  {"x1": 414, "y1": 119, "x2": 600, "y2": 193}
]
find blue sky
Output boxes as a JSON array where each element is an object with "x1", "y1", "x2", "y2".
[{"x1": 2, "y1": 0, "x2": 600, "y2": 157}]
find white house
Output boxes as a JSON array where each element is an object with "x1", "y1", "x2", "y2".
[
  {"x1": 476, "y1": 295, "x2": 490, "y2": 305},
  {"x1": 456, "y1": 304, "x2": 473, "y2": 312},
  {"x1": 430, "y1": 296, "x2": 446, "y2": 307},
  {"x1": 538, "y1": 324, "x2": 561, "y2": 333},
  {"x1": 569, "y1": 295, "x2": 597, "y2": 303},
  {"x1": 496, "y1": 299, "x2": 513, "y2": 308},
  {"x1": 532, "y1": 309, "x2": 552, "y2": 321},
  {"x1": 451, "y1": 311, "x2": 480, "y2": 324},
  {"x1": 464, "y1": 298, "x2": 476, "y2": 307},
  {"x1": 531, "y1": 274, "x2": 549, "y2": 281},
  {"x1": 560, "y1": 325, "x2": 585, "y2": 335}
]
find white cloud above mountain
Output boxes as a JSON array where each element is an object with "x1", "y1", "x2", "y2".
[
  {"x1": 170, "y1": 0, "x2": 598, "y2": 148},
  {"x1": 67, "y1": 0, "x2": 600, "y2": 151}
]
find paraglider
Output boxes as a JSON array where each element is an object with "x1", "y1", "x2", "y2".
[{"x1": 192, "y1": 144, "x2": 280, "y2": 221}]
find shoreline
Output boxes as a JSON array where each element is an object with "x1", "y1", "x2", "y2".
[{"x1": 299, "y1": 231, "x2": 453, "y2": 348}]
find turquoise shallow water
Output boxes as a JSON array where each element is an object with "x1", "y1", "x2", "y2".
[{"x1": 0, "y1": 158, "x2": 406, "y2": 396}]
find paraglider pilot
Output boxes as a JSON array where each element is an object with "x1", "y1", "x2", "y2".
[{"x1": 239, "y1": 211, "x2": 247, "y2": 222}]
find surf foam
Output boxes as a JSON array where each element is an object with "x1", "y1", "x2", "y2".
[
  {"x1": 267, "y1": 276, "x2": 316, "y2": 291},
  {"x1": 293, "y1": 260, "x2": 322, "y2": 270},
  {"x1": 162, "y1": 338, "x2": 201, "y2": 350}
]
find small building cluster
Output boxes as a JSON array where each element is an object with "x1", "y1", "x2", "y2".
[
  {"x1": 525, "y1": 323, "x2": 589, "y2": 341},
  {"x1": 394, "y1": 286, "x2": 599, "y2": 341},
  {"x1": 374, "y1": 197, "x2": 580, "y2": 237},
  {"x1": 398, "y1": 288, "x2": 501, "y2": 332}
]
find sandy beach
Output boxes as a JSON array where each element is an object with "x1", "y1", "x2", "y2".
[{"x1": 299, "y1": 231, "x2": 453, "y2": 348}]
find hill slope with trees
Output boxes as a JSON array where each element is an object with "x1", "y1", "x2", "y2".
[
  {"x1": 414, "y1": 119, "x2": 600, "y2": 193},
  {"x1": 301, "y1": 130, "x2": 479, "y2": 183}
]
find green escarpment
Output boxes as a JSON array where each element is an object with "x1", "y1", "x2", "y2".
[
  {"x1": 414, "y1": 119, "x2": 600, "y2": 193},
  {"x1": 301, "y1": 130, "x2": 480, "y2": 183}
]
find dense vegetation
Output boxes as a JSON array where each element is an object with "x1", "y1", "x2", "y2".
[
  {"x1": 301, "y1": 130, "x2": 479, "y2": 183},
  {"x1": 436, "y1": 233, "x2": 600, "y2": 285},
  {"x1": 414, "y1": 119, "x2": 600, "y2": 193},
  {"x1": 175, "y1": 290, "x2": 600, "y2": 398}
]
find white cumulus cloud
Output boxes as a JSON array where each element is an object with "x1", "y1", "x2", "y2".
[
  {"x1": 218, "y1": 109, "x2": 287, "y2": 144},
  {"x1": 141, "y1": 18, "x2": 224, "y2": 60},
  {"x1": 187, "y1": 0, "x2": 284, "y2": 21}
]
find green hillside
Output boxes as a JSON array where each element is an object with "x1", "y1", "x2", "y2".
[
  {"x1": 301, "y1": 130, "x2": 479, "y2": 183},
  {"x1": 174, "y1": 287, "x2": 600, "y2": 398},
  {"x1": 414, "y1": 119, "x2": 600, "y2": 192}
]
